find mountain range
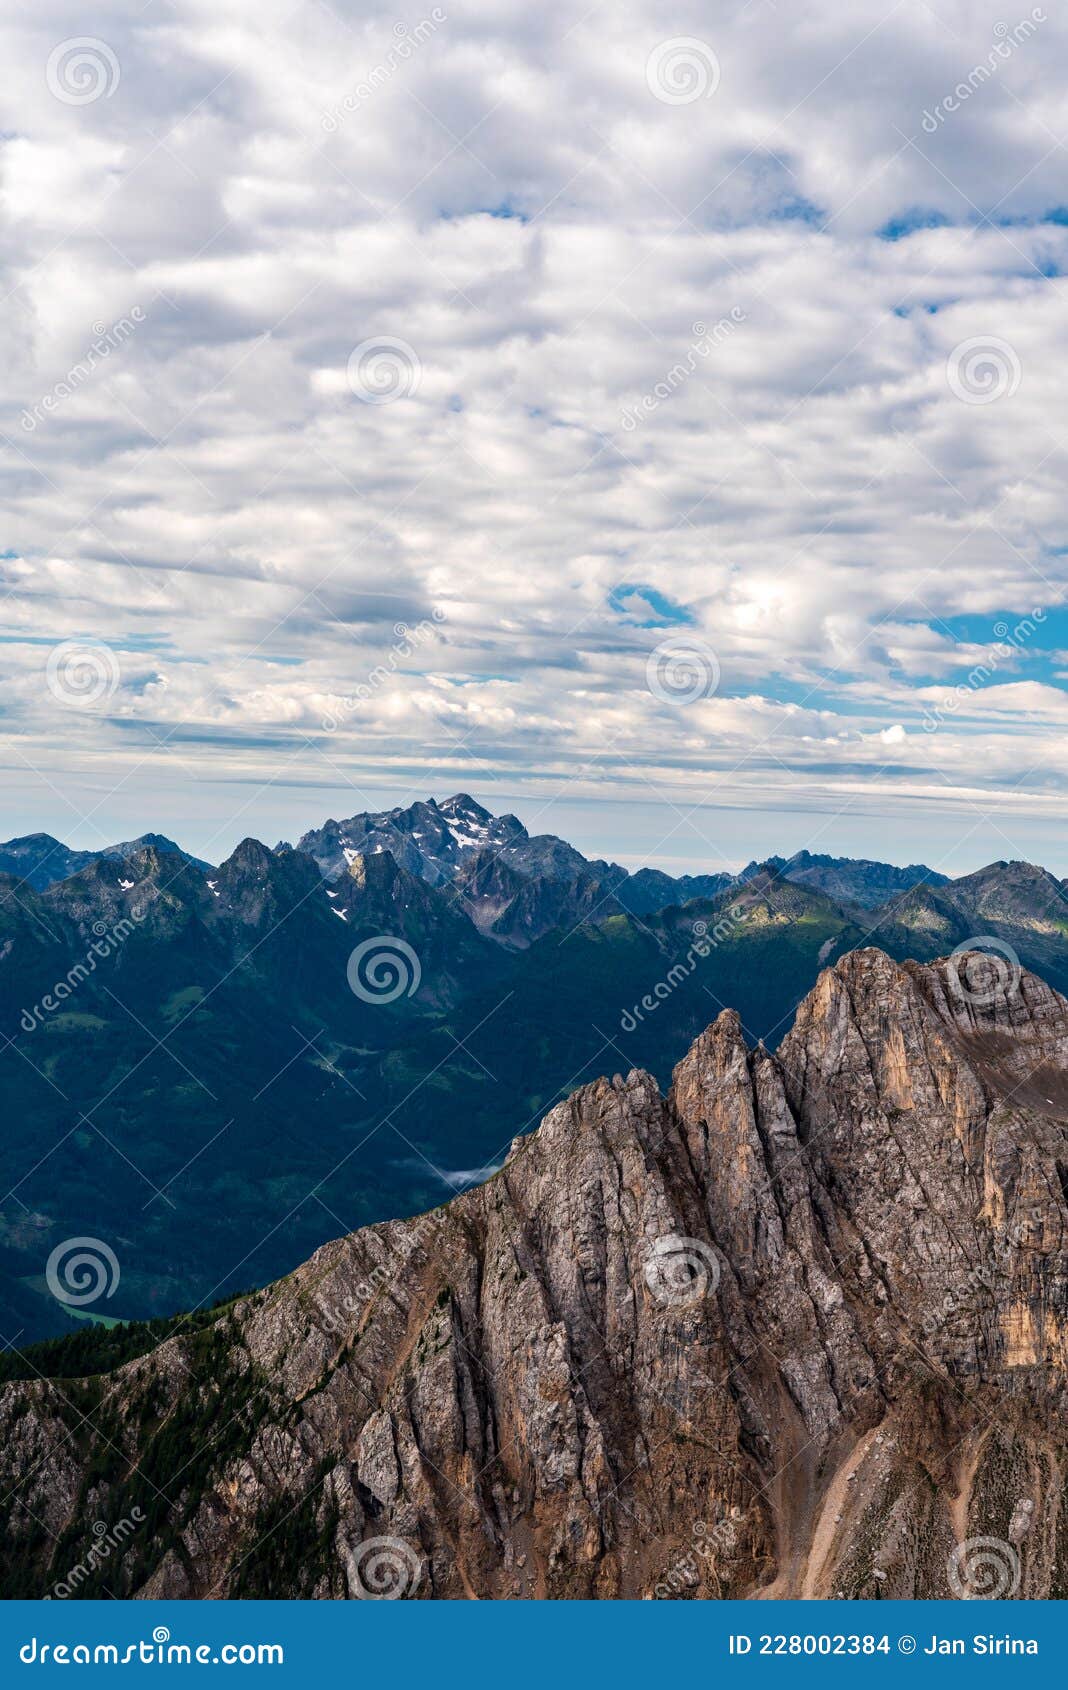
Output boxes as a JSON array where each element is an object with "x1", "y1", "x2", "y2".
[
  {"x1": 0, "y1": 947, "x2": 1064, "y2": 1598},
  {"x1": 4, "y1": 795, "x2": 946, "y2": 946},
  {"x1": 3, "y1": 792, "x2": 1068, "y2": 1348},
  {"x1": 0, "y1": 832, "x2": 211, "y2": 892}
]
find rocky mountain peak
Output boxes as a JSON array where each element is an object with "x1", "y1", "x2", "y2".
[
  {"x1": 345, "y1": 846, "x2": 402, "y2": 890},
  {"x1": 0, "y1": 830, "x2": 209, "y2": 892},
  {"x1": 294, "y1": 794, "x2": 527, "y2": 886},
  {"x1": 211, "y1": 836, "x2": 322, "y2": 926},
  {"x1": 224, "y1": 836, "x2": 276, "y2": 874},
  {"x1": 2, "y1": 943, "x2": 1064, "y2": 1599},
  {"x1": 437, "y1": 790, "x2": 488, "y2": 820}
]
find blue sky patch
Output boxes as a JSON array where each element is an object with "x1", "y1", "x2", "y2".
[
  {"x1": 608, "y1": 585, "x2": 693, "y2": 627},
  {"x1": 878, "y1": 209, "x2": 950, "y2": 241}
]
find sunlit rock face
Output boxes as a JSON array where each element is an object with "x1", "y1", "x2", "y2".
[{"x1": 0, "y1": 948, "x2": 1064, "y2": 1600}]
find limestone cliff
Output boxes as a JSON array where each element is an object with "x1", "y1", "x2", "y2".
[{"x1": 1, "y1": 949, "x2": 1064, "y2": 1599}]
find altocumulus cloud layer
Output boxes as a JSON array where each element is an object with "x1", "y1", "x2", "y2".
[{"x1": 3, "y1": 0, "x2": 1068, "y2": 866}]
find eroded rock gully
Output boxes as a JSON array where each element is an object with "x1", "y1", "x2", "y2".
[{"x1": 1, "y1": 949, "x2": 1065, "y2": 1599}]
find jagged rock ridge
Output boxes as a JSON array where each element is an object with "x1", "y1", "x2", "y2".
[
  {"x1": 742, "y1": 848, "x2": 948, "y2": 909},
  {"x1": 0, "y1": 832, "x2": 210, "y2": 891},
  {"x1": 0, "y1": 947, "x2": 1064, "y2": 1600}
]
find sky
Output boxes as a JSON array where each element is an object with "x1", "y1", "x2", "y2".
[{"x1": 3, "y1": 0, "x2": 1068, "y2": 876}]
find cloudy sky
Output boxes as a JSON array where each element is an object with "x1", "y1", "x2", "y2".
[{"x1": 3, "y1": 0, "x2": 1068, "y2": 875}]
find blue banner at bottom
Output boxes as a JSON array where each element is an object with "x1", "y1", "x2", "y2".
[{"x1": 1, "y1": 1601, "x2": 1065, "y2": 1685}]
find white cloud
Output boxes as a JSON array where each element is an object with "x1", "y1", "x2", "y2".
[{"x1": 2, "y1": 0, "x2": 1068, "y2": 867}]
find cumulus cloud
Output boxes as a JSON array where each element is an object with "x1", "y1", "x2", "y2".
[{"x1": 2, "y1": 0, "x2": 1067, "y2": 865}]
